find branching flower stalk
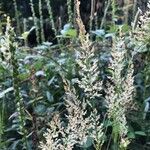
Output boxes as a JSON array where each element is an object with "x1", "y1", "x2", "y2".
[
  {"x1": 74, "y1": 0, "x2": 102, "y2": 102},
  {"x1": 40, "y1": 80, "x2": 104, "y2": 150},
  {"x1": 5, "y1": 17, "x2": 28, "y2": 148},
  {"x1": 135, "y1": 1, "x2": 150, "y2": 44},
  {"x1": 75, "y1": 0, "x2": 88, "y2": 45},
  {"x1": 60, "y1": 1, "x2": 106, "y2": 149},
  {"x1": 106, "y1": 36, "x2": 134, "y2": 149},
  {"x1": 134, "y1": 0, "x2": 150, "y2": 115}
]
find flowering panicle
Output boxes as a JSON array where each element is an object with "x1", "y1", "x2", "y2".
[
  {"x1": 135, "y1": 1, "x2": 150, "y2": 42},
  {"x1": 73, "y1": 0, "x2": 103, "y2": 102},
  {"x1": 106, "y1": 37, "x2": 134, "y2": 148},
  {"x1": 40, "y1": 85, "x2": 104, "y2": 150}
]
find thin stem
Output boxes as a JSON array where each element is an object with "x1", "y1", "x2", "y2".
[
  {"x1": 106, "y1": 133, "x2": 112, "y2": 150},
  {"x1": 45, "y1": 0, "x2": 57, "y2": 36},
  {"x1": 10, "y1": 44, "x2": 28, "y2": 149},
  {"x1": 90, "y1": 0, "x2": 95, "y2": 31},
  {"x1": 30, "y1": 0, "x2": 40, "y2": 44},
  {"x1": 23, "y1": 18, "x2": 28, "y2": 46},
  {"x1": 133, "y1": 0, "x2": 138, "y2": 19},
  {"x1": 132, "y1": 8, "x2": 141, "y2": 31},
  {"x1": 100, "y1": 0, "x2": 111, "y2": 29},
  {"x1": 67, "y1": 0, "x2": 73, "y2": 24},
  {"x1": 6, "y1": 17, "x2": 28, "y2": 148},
  {"x1": 39, "y1": 0, "x2": 45, "y2": 43},
  {"x1": 13, "y1": 0, "x2": 21, "y2": 35},
  {"x1": 111, "y1": 0, "x2": 116, "y2": 22}
]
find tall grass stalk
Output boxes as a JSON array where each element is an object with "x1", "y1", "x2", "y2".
[
  {"x1": 13, "y1": 0, "x2": 21, "y2": 35},
  {"x1": 40, "y1": 1, "x2": 105, "y2": 149},
  {"x1": 132, "y1": 8, "x2": 141, "y2": 31},
  {"x1": 67, "y1": 0, "x2": 73, "y2": 24},
  {"x1": 0, "y1": 16, "x2": 3, "y2": 36},
  {"x1": 133, "y1": 0, "x2": 138, "y2": 19},
  {"x1": 74, "y1": 0, "x2": 88, "y2": 45},
  {"x1": 89, "y1": 0, "x2": 95, "y2": 32},
  {"x1": 94, "y1": 12, "x2": 98, "y2": 30},
  {"x1": 40, "y1": 79, "x2": 104, "y2": 150},
  {"x1": 74, "y1": 1, "x2": 104, "y2": 149},
  {"x1": 39, "y1": 0, "x2": 45, "y2": 43},
  {"x1": 0, "y1": 99, "x2": 5, "y2": 149},
  {"x1": 100, "y1": 0, "x2": 111, "y2": 29},
  {"x1": 106, "y1": 36, "x2": 134, "y2": 149},
  {"x1": 45, "y1": 0, "x2": 57, "y2": 37},
  {"x1": 134, "y1": 0, "x2": 150, "y2": 106},
  {"x1": 74, "y1": 0, "x2": 102, "y2": 101},
  {"x1": 30, "y1": 0, "x2": 40, "y2": 44},
  {"x1": 6, "y1": 17, "x2": 28, "y2": 149},
  {"x1": 111, "y1": 0, "x2": 116, "y2": 23},
  {"x1": 124, "y1": 0, "x2": 130, "y2": 24},
  {"x1": 23, "y1": 18, "x2": 28, "y2": 46}
]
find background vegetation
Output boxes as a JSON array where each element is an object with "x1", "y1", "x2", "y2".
[{"x1": 0, "y1": 0, "x2": 150, "y2": 149}]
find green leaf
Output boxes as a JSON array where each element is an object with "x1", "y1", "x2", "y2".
[
  {"x1": 10, "y1": 139, "x2": 21, "y2": 150},
  {"x1": 34, "y1": 60, "x2": 44, "y2": 70},
  {"x1": 34, "y1": 104, "x2": 46, "y2": 115},
  {"x1": 121, "y1": 24, "x2": 131, "y2": 32},
  {"x1": 135, "y1": 131, "x2": 147, "y2": 136},
  {"x1": 60, "y1": 24, "x2": 77, "y2": 38},
  {"x1": 103, "y1": 120, "x2": 112, "y2": 127},
  {"x1": 81, "y1": 136, "x2": 93, "y2": 148},
  {"x1": 66, "y1": 29, "x2": 77, "y2": 37},
  {"x1": 108, "y1": 24, "x2": 118, "y2": 33},
  {"x1": 22, "y1": 31, "x2": 29, "y2": 39},
  {"x1": 21, "y1": 26, "x2": 36, "y2": 39},
  {"x1": 46, "y1": 91, "x2": 54, "y2": 102},
  {"x1": 0, "y1": 87, "x2": 14, "y2": 98},
  {"x1": 127, "y1": 132, "x2": 135, "y2": 139},
  {"x1": 18, "y1": 73, "x2": 30, "y2": 80},
  {"x1": 91, "y1": 29, "x2": 105, "y2": 37}
]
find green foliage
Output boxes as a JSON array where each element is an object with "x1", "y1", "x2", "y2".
[{"x1": 0, "y1": 0, "x2": 150, "y2": 150}]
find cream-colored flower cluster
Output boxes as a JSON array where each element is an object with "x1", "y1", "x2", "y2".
[
  {"x1": 40, "y1": 89, "x2": 104, "y2": 150},
  {"x1": 0, "y1": 17, "x2": 14, "y2": 66},
  {"x1": 106, "y1": 37, "x2": 134, "y2": 148},
  {"x1": 135, "y1": 1, "x2": 150, "y2": 42}
]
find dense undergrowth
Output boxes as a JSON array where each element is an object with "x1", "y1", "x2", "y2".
[{"x1": 0, "y1": 0, "x2": 150, "y2": 150}]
